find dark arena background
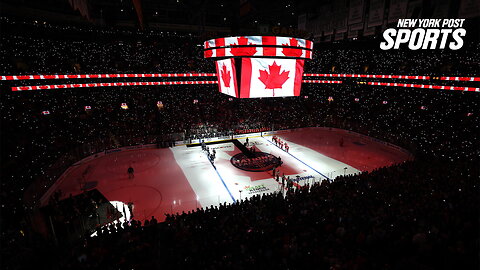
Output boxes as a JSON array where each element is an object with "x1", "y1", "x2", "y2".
[{"x1": 0, "y1": 1, "x2": 479, "y2": 269}]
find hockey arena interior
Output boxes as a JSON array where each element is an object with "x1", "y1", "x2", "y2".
[{"x1": 0, "y1": 0, "x2": 479, "y2": 269}]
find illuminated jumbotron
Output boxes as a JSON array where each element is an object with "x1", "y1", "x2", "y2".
[
  {"x1": 205, "y1": 36, "x2": 312, "y2": 98},
  {"x1": 3, "y1": 36, "x2": 479, "y2": 93}
]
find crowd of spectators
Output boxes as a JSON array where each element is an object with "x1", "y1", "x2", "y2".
[
  {"x1": 0, "y1": 17, "x2": 211, "y2": 75},
  {"x1": 306, "y1": 42, "x2": 480, "y2": 77},
  {"x1": 93, "y1": 159, "x2": 476, "y2": 270},
  {"x1": 5, "y1": 158, "x2": 478, "y2": 270},
  {"x1": 0, "y1": 17, "x2": 478, "y2": 269}
]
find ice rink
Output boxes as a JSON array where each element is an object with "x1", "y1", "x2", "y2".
[{"x1": 43, "y1": 127, "x2": 412, "y2": 223}]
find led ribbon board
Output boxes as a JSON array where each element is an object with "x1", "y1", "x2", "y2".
[
  {"x1": 1, "y1": 73, "x2": 216, "y2": 81},
  {"x1": 11, "y1": 81, "x2": 218, "y2": 91},
  {"x1": 304, "y1": 74, "x2": 431, "y2": 80},
  {"x1": 11, "y1": 80, "x2": 476, "y2": 92},
  {"x1": 204, "y1": 36, "x2": 313, "y2": 59},
  {"x1": 367, "y1": 82, "x2": 479, "y2": 92}
]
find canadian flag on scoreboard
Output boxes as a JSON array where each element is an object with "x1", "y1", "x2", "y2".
[
  {"x1": 215, "y1": 58, "x2": 238, "y2": 98},
  {"x1": 240, "y1": 58, "x2": 304, "y2": 98}
]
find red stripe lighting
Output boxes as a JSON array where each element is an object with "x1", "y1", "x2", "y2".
[
  {"x1": 304, "y1": 74, "x2": 430, "y2": 80},
  {"x1": 1, "y1": 73, "x2": 217, "y2": 81},
  {"x1": 367, "y1": 82, "x2": 480, "y2": 92},
  {"x1": 439, "y1": 76, "x2": 480, "y2": 81},
  {"x1": 302, "y1": 80, "x2": 343, "y2": 84},
  {"x1": 204, "y1": 47, "x2": 312, "y2": 59},
  {"x1": 5, "y1": 74, "x2": 479, "y2": 82},
  {"x1": 205, "y1": 36, "x2": 313, "y2": 50},
  {"x1": 11, "y1": 81, "x2": 218, "y2": 91},
  {"x1": 203, "y1": 36, "x2": 313, "y2": 59}
]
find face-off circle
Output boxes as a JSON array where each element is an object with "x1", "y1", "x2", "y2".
[{"x1": 230, "y1": 152, "x2": 282, "y2": 172}]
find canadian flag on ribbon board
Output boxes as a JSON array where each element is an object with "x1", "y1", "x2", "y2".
[
  {"x1": 215, "y1": 58, "x2": 238, "y2": 98},
  {"x1": 240, "y1": 58, "x2": 304, "y2": 98}
]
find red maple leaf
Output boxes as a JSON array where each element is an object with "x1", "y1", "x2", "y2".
[
  {"x1": 230, "y1": 36, "x2": 257, "y2": 56},
  {"x1": 220, "y1": 65, "x2": 231, "y2": 87},
  {"x1": 282, "y1": 38, "x2": 303, "y2": 57},
  {"x1": 258, "y1": 61, "x2": 290, "y2": 89},
  {"x1": 204, "y1": 42, "x2": 213, "y2": 58}
]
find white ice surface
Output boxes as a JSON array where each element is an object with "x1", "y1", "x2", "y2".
[{"x1": 171, "y1": 135, "x2": 360, "y2": 206}]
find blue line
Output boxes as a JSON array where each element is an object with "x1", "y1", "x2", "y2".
[
  {"x1": 262, "y1": 137, "x2": 330, "y2": 180},
  {"x1": 203, "y1": 152, "x2": 237, "y2": 203}
]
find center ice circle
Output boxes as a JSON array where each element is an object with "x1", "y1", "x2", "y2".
[{"x1": 230, "y1": 152, "x2": 282, "y2": 172}]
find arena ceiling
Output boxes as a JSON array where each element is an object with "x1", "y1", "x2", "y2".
[{"x1": 0, "y1": 0, "x2": 303, "y2": 31}]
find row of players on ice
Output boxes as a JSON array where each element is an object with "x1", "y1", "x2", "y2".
[
  {"x1": 272, "y1": 136, "x2": 289, "y2": 152},
  {"x1": 201, "y1": 141, "x2": 217, "y2": 163}
]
